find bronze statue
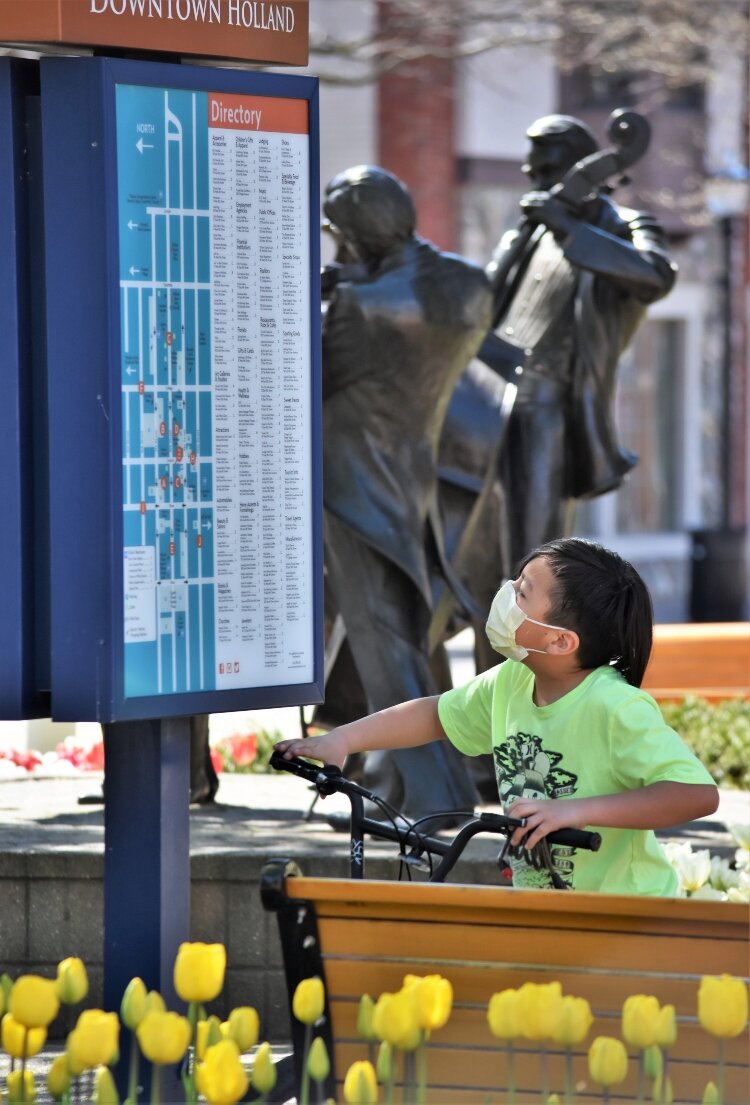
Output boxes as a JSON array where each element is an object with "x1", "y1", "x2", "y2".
[
  {"x1": 436, "y1": 110, "x2": 677, "y2": 671},
  {"x1": 319, "y1": 165, "x2": 493, "y2": 819},
  {"x1": 489, "y1": 112, "x2": 676, "y2": 568}
]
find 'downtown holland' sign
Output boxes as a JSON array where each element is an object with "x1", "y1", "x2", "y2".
[{"x1": 0, "y1": 0, "x2": 308, "y2": 65}]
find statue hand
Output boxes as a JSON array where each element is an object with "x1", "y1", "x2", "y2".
[{"x1": 520, "y1": 190, "x2": 577, "y2": 236}]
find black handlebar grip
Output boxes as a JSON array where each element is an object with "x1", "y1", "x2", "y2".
[
  {"x1": 478, "y1": 811, "x2": 601, "y2": 852},
  {"x1": 547, "y1": 827, "x2": 602, "y2": 852},
  {"x1": 269, "y1": 750, "x2": 321, "y2": 781}
]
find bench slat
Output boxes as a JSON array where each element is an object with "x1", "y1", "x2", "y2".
[
  {"x1": 316, "y1": 916, "x2": 747, "y2": 977},
  {"x1": 328, "y1": 998, "x2": 749, "y2": 1064},
  {"x1": 324, "y1": 963, "x2": 750, "y2": 1056},
  {"x1": 292, "y1": 877, "x2": 748, "y2": 935},
  {"x1": 333, "y1": 1037, "x2": 750, "y2": 1102}
]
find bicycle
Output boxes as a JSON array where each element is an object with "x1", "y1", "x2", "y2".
[{"x1": 268, "y1": 750, "x2": 601, "y2": 889}]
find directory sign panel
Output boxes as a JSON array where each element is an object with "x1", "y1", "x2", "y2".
[{"x1": 41, "y1": 57, "x2": 322, "y2": 721}]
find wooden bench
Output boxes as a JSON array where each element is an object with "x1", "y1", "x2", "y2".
[
  {"x1": 642, "y1": 622, "x2": 750, "y2": 702},
  {"x1": 262, "y1": 861, "x2": 750, "y2": 1104}
]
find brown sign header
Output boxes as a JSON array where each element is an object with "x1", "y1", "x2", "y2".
[{"x1": 0, "y1": 0, "x2": 309, "y2": 65}]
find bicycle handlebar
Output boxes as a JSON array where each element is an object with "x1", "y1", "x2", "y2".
[
  {"x1": 270, "y1": 751, "x2": 379, "y2": 802},
  {"x1": 270, "y1": 751, "x2": 602, "y2": 856}
]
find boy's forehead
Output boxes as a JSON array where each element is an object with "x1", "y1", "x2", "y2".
[{"x1": 522, "y1": 555, "x2": 555, "y2": 590}]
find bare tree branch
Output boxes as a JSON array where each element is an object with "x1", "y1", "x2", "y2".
[{"x1": 309, "y1": 0, "x2": 750, "y2": 95}]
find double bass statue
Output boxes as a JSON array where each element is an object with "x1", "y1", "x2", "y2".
[{"x1": 316, "y1": 111, "x2": 676, "y2": 819}]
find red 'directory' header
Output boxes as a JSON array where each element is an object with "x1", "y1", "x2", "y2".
[{"x1": 208, "y1": 92, "x2": 307, "y2": 134}]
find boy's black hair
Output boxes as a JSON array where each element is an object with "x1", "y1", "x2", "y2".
[{"x1": 519, "y1": 537, "x2": 654, "y2": 687}]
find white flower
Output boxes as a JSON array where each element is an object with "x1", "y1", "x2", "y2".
[
  {"x1": 727, "y1": 822, "x2": 750, "y2": 850},
  {"x1": 667, "y1": 844, "x2": 712, "y2": 894},
  {"x1": 663, "y1": 841, "x2": 693, "y2": 863},
  {"x1": 690, "y1": 884, "x2": 727, "y2": 901},
  {"x1": 734, "y1": 846, "x2": 750, "y2": 873},
  {"x1": 726, "y1": 885, "x2": 750, "y2": 903},
  {"x1": 709, "y1": 856, "x2": 741, "y2": 892}
]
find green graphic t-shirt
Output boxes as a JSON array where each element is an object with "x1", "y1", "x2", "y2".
[{"x1": 437, "y1": 662, "x2": 715, "y2": 895}]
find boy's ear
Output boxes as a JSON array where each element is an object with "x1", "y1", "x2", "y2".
[{"x1": 547, "y1": 629, "x2": 579, "y2": 656}]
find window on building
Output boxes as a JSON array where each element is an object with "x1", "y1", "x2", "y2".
[
  {"x1": 576, "y1": 308, "x2": 702, "y2": 539},
  {"x1": 613, "y1": 318, "x2": 683, "y2": 533}
]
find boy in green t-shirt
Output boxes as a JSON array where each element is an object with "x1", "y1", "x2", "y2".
[{"x1": 276, "y1": 539, "x2": 718, "y2": 895}]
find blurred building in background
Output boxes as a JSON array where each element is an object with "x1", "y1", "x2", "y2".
[{"x1": 303, "y1": 0, "x2": 750, "y2": 622}]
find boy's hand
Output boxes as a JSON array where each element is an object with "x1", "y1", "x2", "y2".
[
  {"x1": 506, "y1": 797, "x2": 589, "y2": 851},
  {"x1": 273, "y1": 731, "x2": 349, "y2": 771}
]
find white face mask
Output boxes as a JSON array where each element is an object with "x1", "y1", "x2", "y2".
[{"x1": 485, "y1": 579, "x2": 568, "y2": 661}]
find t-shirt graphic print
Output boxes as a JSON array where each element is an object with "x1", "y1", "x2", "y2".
[{"x1": 495, "y1": 732, "x2": 578, "y2": 888}]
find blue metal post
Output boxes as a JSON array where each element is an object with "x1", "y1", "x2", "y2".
[{"x1": 103, "y1": 717, "x2": 190, "y2": 1099}]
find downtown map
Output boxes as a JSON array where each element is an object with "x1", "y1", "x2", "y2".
[{"x1": 116, "y1": 82, "x2": 313, "y2": 699}]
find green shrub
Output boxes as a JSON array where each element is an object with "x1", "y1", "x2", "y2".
[{"x1": 660, "y1": 696, "x2": 750, "y2": 790}]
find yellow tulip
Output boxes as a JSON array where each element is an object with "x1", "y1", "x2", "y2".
[
  {"x1": 56, "y1": 958, "x2": 89, "y2": 1005},
  {"x1": 7, "y1": 1069, "x2": 35, "y2": 1104},
  {"x1": 144, "y1": 990, "x2": 166, "y2": 1015},
  {"x1": 9, "y1": 976, "x2": 60, "y2": 1029},
  {"x1": 136, "y1": 1010, "x2": 191, "y2": 1065},
  {"x1": 343, "y1": 1060, "x2": 378, "y2": 1105},
  {"x1": 698, "y1": 974, "x2": 749, "y2": 1038},
  {"x1": 307, "y1": 1036, "x2": 330, "y2": 1083},
  {"x1": 94, "y1": 1065, "x2": 120, "y2": 1105},
  {"x1": 173, "y1": 942, "x2": 226, "y2": 1004},
  {"x1": 372, "y1": 991, "x2": 421, "y2": 1051},
  {"x1": 403, "y1": 975, "x2": 453, "y2": 1032},
  {"x1": 517, "y1": 981, "x2": 563, "y2": 1041},
  {"x1": 250, "y1": 1041, "x2": 277, "y2": 1096},
  {"x1": 120, "y1": 978, "x2": 148, "y2": 1030},
  {"x1": 195, "y1": 1038, "x2": 249, "y2": 1105},
  {"x1": 552, "y1": 995, "x2": 593, "y2": 1047},
  {"x1": 46, "y1": 1054, "x2": 71, "y2": 1101},
  {"x1": 292, "y1": 977, "x2": 325, "y2": 1026},
  {"x1": 622, "y1": 994, "x2": 661, "y2": 1050},
  {"x1": 223, "y1": 1006, "x2": 259, "y2": 1052},
  {"x1": 196, "y1": 1016, "x2": 224, "y2": 1061},
  {"x1": 701, "y1": 1081, "x2": 720, "y2": 1104},
  {"x1": 66, "y1": 1032, "x2": 87, "y2": 1078},
  {"x1": 356, "y1": 994, "x2": 377, "y2": 1041},
  {"x1": 655, "y1": 1004, "x2": 677, "y2": 1048},
  {"x1": 67, "y1": 1010, "x2": 120, "y2": 1070},
  {"x1": 1, "y1": 1014, "x2": 46, "y2": 1059},
  {"x1": 375, "y1": 1041, "x2": 392, "y2": 1083},
  {"x1": 588, "y1": 1036, "x2": 628, "y2": 1086},
  {"x1": 487, "y1": 989, "x2": 521, "y2": 1040}
]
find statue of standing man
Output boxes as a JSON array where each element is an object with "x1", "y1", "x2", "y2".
[
  {"x1": 320, "y1": 166, "x2": 493, "y2": 821},
  {"x1": 486, "y1": 113, "x2": 677, "y2": 583}
]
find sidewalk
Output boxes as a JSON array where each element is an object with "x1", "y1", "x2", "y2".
[{"x1": 0, "y1": 762, "x2": 747, "y2": 862}]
